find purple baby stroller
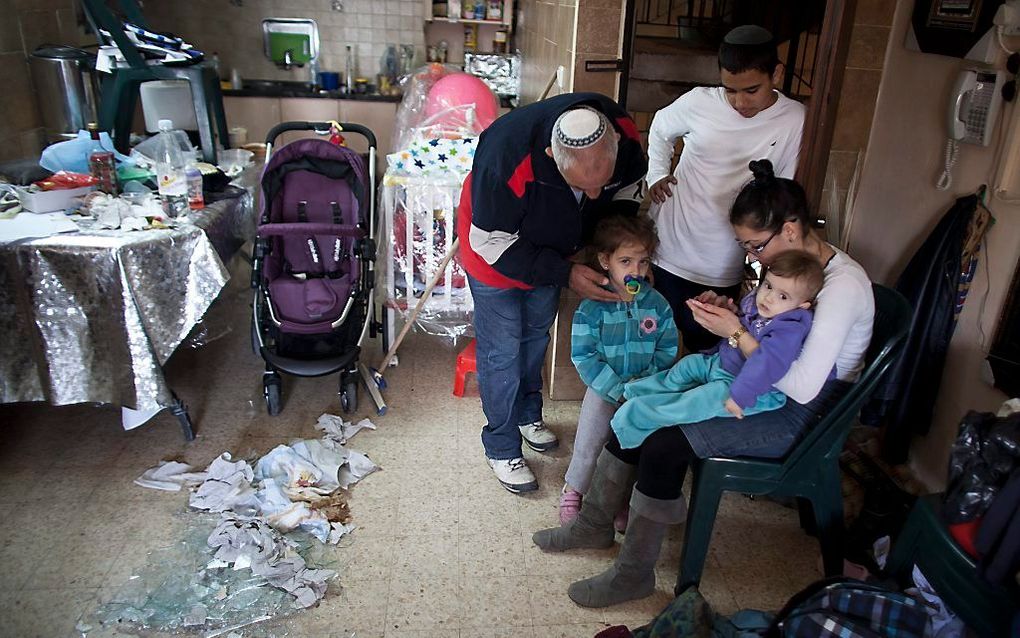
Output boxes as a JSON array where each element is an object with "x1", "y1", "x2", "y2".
[{"x1": 251, "y1": 122, "x2": 378, "y2": 415}]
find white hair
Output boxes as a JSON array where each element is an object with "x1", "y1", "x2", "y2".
[{"x1": 550, "y1": 110, "x2": 619, "y2": 172}]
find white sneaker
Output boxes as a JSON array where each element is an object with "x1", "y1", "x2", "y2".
[
  {"x1": 519, "y1": 421, "x2": 559, "y2": 452},
  {"x1": 487, "y1": 457, "x2": 539, "y2": 494}
]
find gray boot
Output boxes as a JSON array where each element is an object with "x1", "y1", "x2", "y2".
[
  {"x1": 567, "y1": 488, "x2": 687, "y2": 608},
  {"x1": 532, "y1": 449, "x2": 636, "y2": 551}
]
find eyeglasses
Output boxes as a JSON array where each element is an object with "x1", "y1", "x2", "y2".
[{"x1": 737, "y1": 229, "x2": 780, "y2": 255}]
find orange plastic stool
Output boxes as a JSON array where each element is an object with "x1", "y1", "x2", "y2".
[{"x1": 453, "y1": 339, "x2": 477, "y2": 397}]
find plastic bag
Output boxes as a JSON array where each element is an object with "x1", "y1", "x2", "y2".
[
  {"x1": 943, "y1": 410, "x2": 1020, "y2": 523},
  {"x1": 131, "y1": 128, "x2": 193, "y2": 167},
  {"x1": 38, "y1": 130, "x2": 133, "y2": 174},
  {"x1": 32, "y1": 170, "x2": 97, "y2": 190}
]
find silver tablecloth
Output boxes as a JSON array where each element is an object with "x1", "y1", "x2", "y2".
[{"x1": 0, "y1": 188, "x2": 254, "y2": 411}]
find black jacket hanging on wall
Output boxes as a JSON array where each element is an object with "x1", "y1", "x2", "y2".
[{"x1": 864, "y1": 193, "x2": 980, "y2": 463}]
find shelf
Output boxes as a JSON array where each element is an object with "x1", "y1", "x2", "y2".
[{"x1": 426, "y1": 17, "x2": 510, "y2": 26}]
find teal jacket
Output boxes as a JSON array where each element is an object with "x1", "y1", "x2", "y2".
[{"x1": 571, "y1": 287, "x2": 679, "y2": 403}]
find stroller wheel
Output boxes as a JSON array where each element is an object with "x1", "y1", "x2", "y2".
[
  {"x1": 339, "y1": 379, "x2": 358, "y2": 414},
  {"x1": 264, "y1": 373, "x2": 283, "y2": 416}
]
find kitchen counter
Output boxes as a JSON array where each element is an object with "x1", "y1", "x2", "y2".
[
  {"x1": 222, "y1": 79, "x2": 514, "y2": 107},
  {"x1": 223, "y1": 80, "x2": 403, "y2": 102}
]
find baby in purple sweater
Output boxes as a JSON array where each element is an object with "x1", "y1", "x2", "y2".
[{"x1": 610, "y1": 251, "x2": 827, "y2": 449}]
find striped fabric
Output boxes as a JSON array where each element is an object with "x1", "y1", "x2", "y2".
[{"x1": 571, "y1": 287, "x2": 678, "y2": 403}]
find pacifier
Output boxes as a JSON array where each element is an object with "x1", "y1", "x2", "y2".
[{"x1": 624, "y1": 275, "x2": 643, "y2": 295}]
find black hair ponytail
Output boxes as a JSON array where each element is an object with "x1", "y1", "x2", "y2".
[{"x1": 730, "y1": 159, "x2": 811, "y2": 232}]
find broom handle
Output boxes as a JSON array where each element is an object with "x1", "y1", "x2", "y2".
[{"x1": 378, "y1": 237, "x2": 460, "y2": 370}]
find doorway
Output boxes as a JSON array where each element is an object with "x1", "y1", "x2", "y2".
[{"x1": 619, "y1": 0, "x2": 858, "y2": 215}]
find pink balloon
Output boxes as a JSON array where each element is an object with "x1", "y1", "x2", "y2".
[{"x1": 423, "y1": 73, "x2": 499, "y2": 131}]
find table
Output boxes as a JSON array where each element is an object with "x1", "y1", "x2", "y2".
[{"x1": 0, "y1": 188, "x2": 254, "y2": 438}]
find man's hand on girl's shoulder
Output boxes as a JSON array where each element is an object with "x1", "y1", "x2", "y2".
[{"x1": 570, "y1": 264, "x2": 622, "y2": 302}]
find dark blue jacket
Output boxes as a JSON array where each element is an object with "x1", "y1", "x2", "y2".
[{"x1": 456, "y1": 92, "x2": 647, "y2": 289}]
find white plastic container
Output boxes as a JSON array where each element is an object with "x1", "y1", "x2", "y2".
[
  {"x1": 139, "y1": 80, "x2": 199, "y2": 133},
  {"x1": 16, "y1": 185, "x2": 95, "y2": 213}
]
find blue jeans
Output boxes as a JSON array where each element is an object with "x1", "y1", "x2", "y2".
[{"x1": 468, "y1": 275, "x2": 561, "y2": 460}]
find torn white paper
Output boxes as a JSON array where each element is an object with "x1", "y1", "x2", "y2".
[
  {"x1": 189, "y1": 454, "x2": 259, "y2": 515},
  {"x1": 315, "y1": 413, "x2": 377, "y2": 445},
  {"x1": 134, "y1": 461, "x2": 208, "y2": 492}
]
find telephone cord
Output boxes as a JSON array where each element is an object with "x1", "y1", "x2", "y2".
[{"x1": 936, "y1": 138, "x2": 959, "y2": 191}]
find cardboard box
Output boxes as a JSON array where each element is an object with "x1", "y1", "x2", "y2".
[{"x1": 17, "y1": 186, "x2": 95, "y2": 213}]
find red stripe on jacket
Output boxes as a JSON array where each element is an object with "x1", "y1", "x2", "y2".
[
  {"x1": 615, "y1": 116, "x2": 640, "y2": 142},
  {"x1": 457, "y1": 171, "x2": 533, "y2": 290}
]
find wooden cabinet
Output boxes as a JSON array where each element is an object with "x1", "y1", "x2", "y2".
[
  {"x1": 278, "y1": 99, "x2": 341, "y2": 147},
  {"x1": 339, "y1": 101, "x2": 398, "y2": 174},
  {"x1": 223, "y1": 96, "x2": 397, "y2": 175},
  {"x1": 222, "y1": 97, "x2": 281, "y2": 146}
]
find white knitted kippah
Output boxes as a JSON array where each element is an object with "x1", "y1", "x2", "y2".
[{"x1": 554, "y1": 107, "x2": 606, "y2": 149}]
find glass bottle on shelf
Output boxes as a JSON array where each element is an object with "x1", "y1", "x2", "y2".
[
  {"x1": 464, "y1": 25, "x2": 478, "y2": 52},
  {"x1": 493, "y1": 29, "x2": 508, "y2": 53},
  {"x1": 487, "y1": 0, "x2": 502, "y2": 20}
]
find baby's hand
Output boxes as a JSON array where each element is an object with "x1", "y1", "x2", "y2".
[{"x1": 724, "y1": 397, "x2": 744, "y2": 419}]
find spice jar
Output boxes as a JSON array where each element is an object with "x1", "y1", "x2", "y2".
[{"x1": 493, "y1": 29, "x2": 508, "y2": 53}]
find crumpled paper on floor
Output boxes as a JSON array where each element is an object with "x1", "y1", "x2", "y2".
[
  {"x1": 124, "y1": 415, "x2": 379, "y2": 619},
  {"x1": 134, "y1": 460, "x2": 208, "y2": 491},
  {"x1": 207, "y1": 515, "x2": 335, "y2": 609},
  {"x1": 189, "y1": 453, "x2": 260, "y2": 515},
  {"x1": 316, "y1": 413, "x2": 377, "y2": 445}
]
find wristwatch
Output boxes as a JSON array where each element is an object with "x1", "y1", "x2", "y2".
[{"x1": 728, "y1": 326, "x2": 748, "y2": 348}]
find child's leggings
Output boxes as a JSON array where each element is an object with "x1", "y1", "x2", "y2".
[{"x1": 564, "y1": 387, "x2": 617, "y2": 493}]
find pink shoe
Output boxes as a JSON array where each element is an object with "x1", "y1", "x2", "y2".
[
  {"x1": 559, "y1": 487, "x2": 582, "y2": 525},
  {"x1": 614, "y1": 506, "x2": 629, "y2": 534}
]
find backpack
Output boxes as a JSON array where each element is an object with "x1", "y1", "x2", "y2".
[{"x1": 766, "y1": 577, "x2": 928, "y2": 638}]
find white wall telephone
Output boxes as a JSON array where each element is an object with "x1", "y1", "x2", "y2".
[{"x1": 938, "y1": 67, "x2": 1006, "y2": 190}]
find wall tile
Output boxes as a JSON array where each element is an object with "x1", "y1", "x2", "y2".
[
  {"x1": 831, "y1": 68, "x2": 882, "y2": 151},
  {"x1": 0, "y1": 52, "x2": 39, "y2": 135},
  {"x1": 0, "y1": 5, "x2": 23, "y2": 54},
  {"x1": 18, "y1": 10, "x2": 64, "y2": 55},
  {"x1": 574, "y1": 4, "x2": 619, "y2": 55},
  {"x1": 855, "y1": 0, "x2": 896, "y2": 26},
  {"x1": 846, "y1": 25, "x2": 890, "y2": 70}
]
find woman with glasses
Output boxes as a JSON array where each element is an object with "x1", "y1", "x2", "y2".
[{"x1": 531, "y1": 159, "x2": 875, "y2": 609}]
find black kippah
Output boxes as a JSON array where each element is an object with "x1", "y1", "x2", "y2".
[{"x1": 724, "y1": 25, "x2": 773, "y2": 45}]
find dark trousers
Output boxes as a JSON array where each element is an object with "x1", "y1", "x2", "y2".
[
  {"x1": 606, "y1": 427, "x2": 695, "y2": 500},
  {"x1": 651, "y1": 264, "x2": 741, "y2": 354}
]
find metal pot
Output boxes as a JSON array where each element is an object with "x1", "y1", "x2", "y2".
[{"x1": 28, "y1": 45, "x2": 101, "y2": 141}]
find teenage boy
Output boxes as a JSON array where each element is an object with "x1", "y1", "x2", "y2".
[{"x1": 646, "y1": 25, "x2": 806, "y2": 353}]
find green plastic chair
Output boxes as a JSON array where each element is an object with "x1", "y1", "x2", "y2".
[
  {"x1": 675, "y1": 283, "x2": 912, "y2": 595},
  {"x1": 885, "y1": 493, "x2": 1018, "y2": 637},
  {"x1": 80, "y1": 0, "x2": 229, "y2": 163}
]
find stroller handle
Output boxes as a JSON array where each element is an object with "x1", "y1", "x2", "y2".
[{"x1": 265, "y1": 121, "x2": 378, "y2": 149}]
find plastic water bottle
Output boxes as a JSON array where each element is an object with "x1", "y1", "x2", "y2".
[{"x1": 155, "y1": 119, "x2": 188, "y2": 218}]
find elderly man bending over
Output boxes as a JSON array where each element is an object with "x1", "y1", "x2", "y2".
[{"x1": 456, "y1": 92, "x2": 647, "y2": 494}]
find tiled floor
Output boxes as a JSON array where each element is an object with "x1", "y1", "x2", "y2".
[{"x1": 0, "y1": 268, "x2": 824, "y2": 637}]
